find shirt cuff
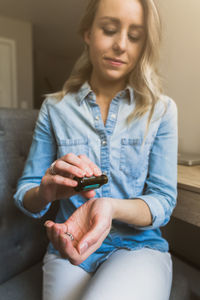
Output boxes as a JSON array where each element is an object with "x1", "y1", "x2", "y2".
[
  {"x1": 14, "y1": 183, "x2": 51, "y2": 218},
  {"x1": 130, "y1": 194, "x2": 166, "y2": 230}
]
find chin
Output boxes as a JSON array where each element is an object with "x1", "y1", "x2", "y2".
[{"x1": 103, "y1": 72, "x2": 127, "y2": 83}]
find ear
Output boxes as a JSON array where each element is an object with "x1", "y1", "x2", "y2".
[{"x1": 84, "y1": 30, "x2": 91, "y2": 46}]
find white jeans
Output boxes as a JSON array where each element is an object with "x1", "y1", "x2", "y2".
[{"x1": 43, "y1": 248, "x2": 172, "y2": 300}]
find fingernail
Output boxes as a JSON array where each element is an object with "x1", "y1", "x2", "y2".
[
  {"x1": 44, "y1": 221, "x2": 51, "y2": 227},
  {"x1": 79, "y1": 242, "x2": 88, "y2": 255},
  {"x1": 72, "y1": 180, "x2": 78, "y2": 187},
  {"x1": 94, "y1": 168, "x2": 102, "y2": 175},
  {"x1": 79, "y1": 170, "x2": 86, "y2": 177},
  {"x1": 85, "y1": 168, "x2": 93, "y2": 176}
]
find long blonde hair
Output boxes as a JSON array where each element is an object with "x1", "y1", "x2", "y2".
[{"x1": 52, "y1": 0, "x2": 163, "y2": 133}]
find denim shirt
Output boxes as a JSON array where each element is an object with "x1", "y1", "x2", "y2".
[{"x1": 14, "y1": 82, "x2": 178, "y2": 273}]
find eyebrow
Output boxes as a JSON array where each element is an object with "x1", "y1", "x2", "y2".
[{"x1": 99, "y1": 16, "x2": 144, "y2": 30}]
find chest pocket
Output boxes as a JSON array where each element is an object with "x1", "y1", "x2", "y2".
[
  {"x1": 119, "y1": 138, "x2": 153, "y2": 179},
  {"x1": 57, "y1": 138, "x2": 89, "y2": 158}
]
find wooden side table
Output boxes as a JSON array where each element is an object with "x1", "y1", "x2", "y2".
[
  {"x1": 162, "y1": 165, "x2": 200, "y2": 268},
  {"x1": 173, "y1": 165, "x2": 200, "y2": 227}
]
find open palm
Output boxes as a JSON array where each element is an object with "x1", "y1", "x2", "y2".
[
  {"x1": 65, "y1": 197, "x2": 113, "y2": 249},
  {"x1": 45, "y1": 197, "x2": 114, "y2": 265}
]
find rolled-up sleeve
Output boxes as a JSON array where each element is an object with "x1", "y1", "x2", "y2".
[
  {"x1": 14, "y1": 98, "x2": 57, "y2": 218},
  {"x1": 136, "y1": 97, "x2": 178, "y2": 230}
]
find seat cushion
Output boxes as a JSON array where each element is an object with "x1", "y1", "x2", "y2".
[
  {"x1": 0, "y1": 262, "x2": 42, "y2": 300},
  {"x1": 170, "y1": 255, "x2": 200, "y2": 300}
]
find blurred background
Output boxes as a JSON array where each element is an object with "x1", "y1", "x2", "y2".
[{"x1": 0, "y1": 0, "x2": 199, "y2": 154}]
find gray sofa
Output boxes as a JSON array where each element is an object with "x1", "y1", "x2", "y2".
[
  {"x1": 0, "y1": 108, "x2": 58, "y2": 300},
  {"x1": 0, "y1": 107, "x2": 199, "y2": 300}
]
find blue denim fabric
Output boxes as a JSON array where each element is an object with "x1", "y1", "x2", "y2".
[{"x1": 14, "y1": 82, "x2": 178, "y2": 273}]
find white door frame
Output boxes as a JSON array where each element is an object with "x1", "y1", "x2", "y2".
[{"x1": 0, "y1": 37, "x2": 17, "y2": 107}]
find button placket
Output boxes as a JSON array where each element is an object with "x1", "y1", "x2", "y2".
[
  {"x1": 111, "y1": 113, "x2": 116, "y2": 119},
  {"x1": 102, "y1": 140, "x2": 107, "y2": 146}
]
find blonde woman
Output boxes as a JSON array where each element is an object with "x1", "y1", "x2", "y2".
[{"x1": 14, "y1": 0, "x2": 178, "y2": 299}]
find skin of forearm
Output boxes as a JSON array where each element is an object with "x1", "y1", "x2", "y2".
[
  {"x1": 23, "y1": 186, "x2": 49, "y2": 213},
  {"x1": 110, "y1": 198, "x2": 152, "y2": 227},
  {"x1": 23, "y1": 187, "x2": 152, "y2": 226}
]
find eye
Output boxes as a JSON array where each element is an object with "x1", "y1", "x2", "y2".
[
  {"x1": 128, "y1": 34, "x2": 141, "y2": 42},
  {"x1": 103, "y1": 28, "x2": 116, "y2": 36}
]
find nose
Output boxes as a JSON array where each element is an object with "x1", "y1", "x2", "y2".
[{"x1": 113, "y1": 31, "x2": 127, "y2": 54}]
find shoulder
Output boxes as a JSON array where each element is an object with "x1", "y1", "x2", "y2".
[
  {"x1": 159, "y1": 94, "x2": 177, "y2": 112},
  {"x1": 40, "y1": 92, "x2": 78, "y2": 112},
  {"x1": 154, "y1": 94, "x2": 177, "y2": 122},
  {"x1": 158, "y1": 94, "x2": 177, "y2": 114},
  {"x1": 39, "y1": 95, "x2": 59, "y2": 112}
]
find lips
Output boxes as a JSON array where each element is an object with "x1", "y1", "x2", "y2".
[{"x1": 104, "y1": 57, "x2": 126, "y2": 66}]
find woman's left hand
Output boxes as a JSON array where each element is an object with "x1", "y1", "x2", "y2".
[{"x1": 45, "y1": 197, "x2": 114, "y2": 265}]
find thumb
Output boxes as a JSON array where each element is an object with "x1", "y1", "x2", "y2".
[
  {"x1": 78, "y1": 215, "x2": 107, "y2": 255},
  {"x1": 81, "y1": 189, "x2": 96, "y2": 199}
]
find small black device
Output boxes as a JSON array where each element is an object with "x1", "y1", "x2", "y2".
[{"x1": 74, "y1": 174, "x2": 108, "y2": 192}]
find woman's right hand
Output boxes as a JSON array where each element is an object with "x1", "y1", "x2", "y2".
[{"x1": 38, "y1": 153, "x2": 102, "y2": 205}]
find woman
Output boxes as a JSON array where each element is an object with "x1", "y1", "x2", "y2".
[{"x1": 14, "y1": 0, "x2": 178, "y2": 299}]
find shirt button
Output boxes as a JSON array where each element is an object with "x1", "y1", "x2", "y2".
[
  {"x1": 111, "y1": 113, "x2": 116, "y2": 119},
  {"x1": 102, "y1": 140, "x2": 107, "y2": 146},
  {"x1": 95, "y1": 116, "x2": 100, "y2": 121}
]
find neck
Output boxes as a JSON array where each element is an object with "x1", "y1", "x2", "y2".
[{"x1": 89, "y1": 72, "x2": 127, "y2": 101}]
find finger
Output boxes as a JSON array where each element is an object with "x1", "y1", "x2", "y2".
[
  {"x1": 44, "y1": 221, "x2": 67, "y2": 251},
  {"x1": 50, "y1": 223, "x2": 68, "y2": 250},
  {"x1": 47, "y1": 173, "x2": 78, "y2": 189},
  {"x1": 81, "y1": 190, "x2": 96, "y2": 199},
  {"x1": 51, "y1": 224, "x2": 62, "y2": 250},
  {"x1": 78, "y1": 154, "x2": 102, "y2": 176},
  {"x1": 78, "y1": 215, "x2": 109, "y2": 255},
  {"x1": 44, "y1": 220, "x2": 54, "y2": 242},
  {"x1": 62, "y1": 153, "x2": 93, "y2": 177},
  {"x1": 59, "y1": 223, "x2": 68, "y2": 233},
  {"x1": 49, "y1": 159, "x2": 86, "y2": 178},
  {"x1": 58, "y1": 234, "x2": 81, "y2": 265}
]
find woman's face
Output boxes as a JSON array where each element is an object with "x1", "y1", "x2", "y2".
[{"x1": 84, "y1": 0, "x2": 145, "y2": 86}]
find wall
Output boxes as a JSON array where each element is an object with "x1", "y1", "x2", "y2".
[
  {"x1": 34, "y1": 50, "x2": 77, "y2": 108},
  {"x1": 157, "y1": 0, "x2": 200, "y2": 269},
  {"x1": 157, "y1": 0, "x2": 200, "y2": 154},
  {"x1": 0, "y1": 16, "x2": 33, "y2": 108},
  {"x1": 1, "y1": 2, "x2": 199, "y2": 151}
]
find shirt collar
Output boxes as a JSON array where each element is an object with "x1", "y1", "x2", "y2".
[
  {"x1": 76, "y1": 82, "x2": 94, "y2": 105},
  {"x1": 76, "y1": 82, "x2": 134, "y2": 105},
  {"x1": 121, "y1": 85, "x2": 134, "y2": 104}
]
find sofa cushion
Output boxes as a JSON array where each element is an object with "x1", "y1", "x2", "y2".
[
  {"x1": 0, "y1": 262, "x2": 43, "y2": 300},
  {"x1": 170, "y1": 255, "x2": 200, "y2": 299},
  {"x1": 0, "y1": 108, "x2": 58, "y2": 284}
]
